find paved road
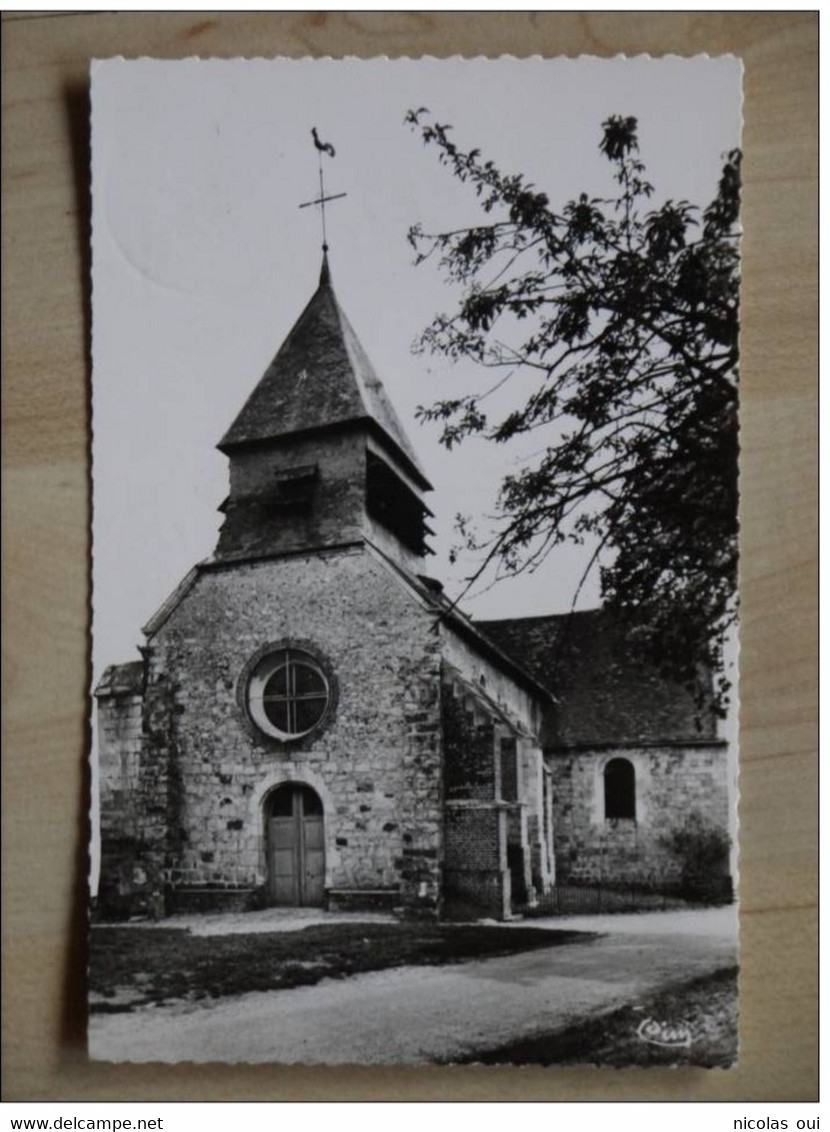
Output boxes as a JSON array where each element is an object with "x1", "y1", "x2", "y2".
[
  {"x1": 89, "y1": 909, "x2": 737, "y2": 1064},
  {"x1": 514, "y1": 903, "x2": 739, "y2": 938}
]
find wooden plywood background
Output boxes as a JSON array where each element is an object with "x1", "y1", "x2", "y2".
[{"x1": 1, "y1": 11, "x2": 817, "y2": 1102}]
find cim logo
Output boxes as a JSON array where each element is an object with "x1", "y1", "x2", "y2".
[{"x1": 636, "y1": 1016, "x2": 693, "y2": 1049}]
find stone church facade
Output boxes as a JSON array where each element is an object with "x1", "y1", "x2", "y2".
[{"x1": 95, "y1": 257, "x2": 732, "y2": 921}]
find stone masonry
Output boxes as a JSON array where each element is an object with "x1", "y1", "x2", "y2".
[
  {"x1": 94, "y1": 256, "x2": 733, "y2": 921},
  {"x1": 132, "y1": 546, "x2": 445, "y2": 914},
  {"x1": 95, "y1": 541, "x2": 555, "y2": 919},
  {"x1": 96, "y1": 662, "x2": 159, "y2": 916},
  {"x1": 549, "y1": 743, "x2": 731, "y2": 887}
]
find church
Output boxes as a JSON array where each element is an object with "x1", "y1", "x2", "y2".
[{"x1": 95, "y1": 253, "x2": 733, "y2": 921}]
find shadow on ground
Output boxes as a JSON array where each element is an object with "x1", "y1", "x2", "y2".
[
  {"x1": 447, "y1": 965, "x2": 738, "y2": 1068},
  {"x1": 89, "y1": 920, "x2": 596, "y2": 1013}
]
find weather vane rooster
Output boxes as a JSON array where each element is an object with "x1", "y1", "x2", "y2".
[{"x1": 299, "y1": 128, "x2": 346, "y2": 252}]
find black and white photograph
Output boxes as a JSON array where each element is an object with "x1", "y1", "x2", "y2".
[{"x1": 88, "y1": 55, "x2": 742, "y2": 1067}]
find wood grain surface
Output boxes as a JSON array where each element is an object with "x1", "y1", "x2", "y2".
[{"x1": 1, "y1": 11, "x2": 817, "y2": 1102}]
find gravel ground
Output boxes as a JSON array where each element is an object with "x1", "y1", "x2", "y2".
[{"x1": 96, "y1": 906, "x2": 398, "y2": 936}]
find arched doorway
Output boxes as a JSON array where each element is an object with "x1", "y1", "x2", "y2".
[{"x1": 265, "y1": 782, "x2": 325, "y2": 906}]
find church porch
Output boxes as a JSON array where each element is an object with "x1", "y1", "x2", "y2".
[{"x1": 440, "y1": 669, "x2": 554, "y2": 921}]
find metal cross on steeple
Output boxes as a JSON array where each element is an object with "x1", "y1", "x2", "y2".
[{"x1": 299, "y1": 128, "x2": 347, "y2": 253}]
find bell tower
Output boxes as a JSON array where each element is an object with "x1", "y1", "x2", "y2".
[{"x1": 214, "y1": 254, "x2": 434, "y2": 574}]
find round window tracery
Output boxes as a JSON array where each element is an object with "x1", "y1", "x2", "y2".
[{"x1": 248, "y1": 648, "x2": 330, "y2": 740}]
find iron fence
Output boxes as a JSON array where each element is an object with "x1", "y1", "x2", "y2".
[{"x1": 523, "y1": 881, "x2": 690, "y2": 917}]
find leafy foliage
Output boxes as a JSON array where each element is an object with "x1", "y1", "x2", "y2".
[
  {"x1": 406, "y1": 111, "x2": 740, "y2": 707},
  {"x1": 664, "y1": 812, "x2": 733, "y2": 905}
]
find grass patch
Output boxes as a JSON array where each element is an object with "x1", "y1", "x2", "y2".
[
  {"x1": 89, "y1": 921, "x2": 593, "y2": 1014},
  {"x1": 452, "y1": 966, "x2": 738, "y2": 1067}
]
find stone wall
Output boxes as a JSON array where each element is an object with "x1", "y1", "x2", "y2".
[
  {"x1": 520, "y1": 740, "x2": 555, "y2": 897},
  {"x1": 137, "y1": 544, "x2": 444, "y2": 915},
  {"x1": 216, "y1": 430, "x2": 428, "y2": 578},
  {"x1": 98, "y1": 685, "x2": 143, "y2": 912},
  {"x1": 96, "y1": 665, "x2": 166, "y2": 917},
  {"x1": 216, "y1": 430, "x2": 368, "y2": 563},
  {"x1": 549, "y1": 743, "x2": 731, "y2": 888},
  {"x1": 98, "y1": 686, "x2": 142, "y2": 844}
]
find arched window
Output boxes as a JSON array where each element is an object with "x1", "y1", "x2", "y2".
[
  {"x1": 267, "y1": 782, "x2": 324, "y2": 818},
  {"x1": 248, "y1": 648, "x2": 329, "y2": 740},
  {"x1": 604, "y1": 757, "x2": 636, "y2": 820}
]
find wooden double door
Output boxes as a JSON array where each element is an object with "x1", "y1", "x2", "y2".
[{"x1": 266, "y1": 783, "x2": 325, "y2": 906}]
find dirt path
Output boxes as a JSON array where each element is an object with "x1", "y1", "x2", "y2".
[{"x1": 89, "y1": 918, "x2": 737, "y2": 1064}]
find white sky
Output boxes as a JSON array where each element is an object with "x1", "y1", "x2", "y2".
[{"x1": 91, "y1": 56, "x2": 743, "y2": 684}]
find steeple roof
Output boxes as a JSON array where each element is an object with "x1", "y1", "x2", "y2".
[{"x1": 219, "y1": 257, "x2": 432, "y2": 491}]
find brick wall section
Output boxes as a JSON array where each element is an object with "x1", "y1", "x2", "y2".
[
  {"x1": 137, "y1": 545, "x2": 444, "y2": 914},
  {"x1": 440, "y1": 682, "x2": 511, "y2": 919},
  {"x1": 550, "y1": 743, "x2": 731, "y2": 886},
  {"x1": 442, "y1": 690, "x2": 498, "y2": 803},
  {"x1": 444, "y1": 807, "x2": 510, "y2": 919}
]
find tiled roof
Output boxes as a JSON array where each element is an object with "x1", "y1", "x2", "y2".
[
  {"x1": 476, "y1": 609, "x2": 718, "y2": 748},
  {"x1": 218, "y1": 256, "x2": 432, "y2": 490}
]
